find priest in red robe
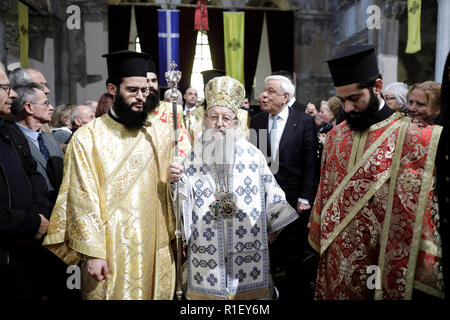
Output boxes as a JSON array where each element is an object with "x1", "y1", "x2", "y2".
[{"x1": 308, "y1": 45, "x2": 444, "y2": 300}]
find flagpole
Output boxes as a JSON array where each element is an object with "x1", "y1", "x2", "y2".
[{"x1": 165, "y1": 62, "x2": 183, "y2": 300}]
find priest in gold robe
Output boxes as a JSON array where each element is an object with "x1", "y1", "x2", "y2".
[{"x1": 43, "y1": 50, "x2": 179, "y2": 300}]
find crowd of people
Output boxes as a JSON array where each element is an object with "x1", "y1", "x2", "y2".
[{"x1": 0, "y1": 45, "x2": 449, "y2": 301}]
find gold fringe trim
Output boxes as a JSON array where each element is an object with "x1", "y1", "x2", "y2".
[
  {"x1": 414, "y1": 280, "x2": 445, "y2": 299},
  {"x1": 69, "y1": 238, "x2": 107, "y2": 260},
  {"x1": 419, "y1": 239, "x2": 441, "y2": 258},
  {"x1": 375, "y1": 117, "x2": 410, "y2": 300},
  {"x1": 404, "y1": 124, "x2": 443, "y2": 300}
]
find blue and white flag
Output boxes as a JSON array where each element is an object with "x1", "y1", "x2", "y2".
[{"x1": 158, "y1": 9, "x2": 180, "y2": 87}]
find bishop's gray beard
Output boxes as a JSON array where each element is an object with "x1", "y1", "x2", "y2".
[{"x1": 195, "y1": 126, "x2": 237, "y2": 168}]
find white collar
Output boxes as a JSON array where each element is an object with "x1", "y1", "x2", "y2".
[
  {"x1": 287, "y1": 97, "x2": 296, "y2": 108},
  {"x1": 273, "y1": 104, "x2": 289, "y2": 120}
]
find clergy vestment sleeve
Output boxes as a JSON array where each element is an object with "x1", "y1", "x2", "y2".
[
  {"x1": 260, "y1": 154, "x2": 299, "y2": 234},
  {"x1": 44, "y1": 130, "x2": 106, "y2": 263}
]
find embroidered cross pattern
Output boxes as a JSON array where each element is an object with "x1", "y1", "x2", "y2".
[
  {"x1": 235, "y1": 253, "x2": 261, "y2": 265},
  {"x1": 235, "y1": 225, "x2": 247, "y2": 239},
  {"x1": 263, "y1": 175, "x2": 273, "y2": 183},
  {"x1": 202, "y1": 228, "x2": 215, "y2": 241},
  {"x1": 200, "y1": 165, "x2": 208, "y2": 175},
  {"x1": 236, "y1": 162, "x2": 245, "y2": 173},
  {"x1": 186, "y1": 164, "x2": 197, "y2": 176},
  {"x1": 194, "y1": 272, "x2": 203, "y2": 284},
  {"x1": 192, "y1": 211, "x2": 199, "y2": 224},
  {"x1": 250, "y1": 208, "x2": 259, "y2": 220},
  {"x1": 191, "y1": 227, "x2": 199, "y2": 240},
  {"x1": 194, "y1": 179, "x2": 212, "y2": 208},
  {"x1": 237, "y1": 270, "x2": 247, "y2": 283},
  {"x1": 192, "y1": 258, "x2": 217, "y2": 269},
  {"x1": 209, "y1": 200, "x2": 221, "y2": 219},
  {"x1": 235, "y1": 240, "x2": 262, "y2": 252},
  {"x1": 250, "y1": 267, "x2": 261, "y2": 280},
  {"x1": 236, "y1": 210, "x2": 246, "y2": 222},
  {"x1": 249, "y1": 162, "x2": 258, "y2": 172},
  {"x1": 207, "y1": 274, "x2": 218, "y2": 287},
  {"x1": 202, "y1": 211, "x2": 214, "y2": 224},
  {"x1": 272, "y1": 194, "x2": 283, "y2": 204},
  {"x1": 191, "y1": 243, "x2": 217, "y2": 255},
  {"x1": 235, "y1": 177, "x2": 258, "y2": 205},
  {"x1": 251, "y1": 224, "x2": 260, "y2": 237}
]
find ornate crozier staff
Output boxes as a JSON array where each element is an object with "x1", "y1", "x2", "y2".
[{"x1": 165, "y1": 62, "x2": 183, "y2": 300}]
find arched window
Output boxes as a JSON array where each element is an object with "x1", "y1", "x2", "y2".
[
  {"x1": 135, "y1": 36, "x2": 141, "y2": 53},
  {"x1": 190, "y1": 31, "x2": 213, "y2": 102}
]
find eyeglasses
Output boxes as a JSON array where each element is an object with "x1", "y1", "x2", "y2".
[
  {"x1": 206, "y1": 113, "x2": 235, "y2": 124},
  {"x1": 124, "y1": 86, "x2": 149, "y2": 96},
  {"x1": 265, "y1": 88, "x2": 283, "y2": 96},
  {"x1": 32, "y1": 100, "x2": 50, "y2": 107},
  {"x1": 0, "y1": 83, "x2": 11, "y2": 94}
]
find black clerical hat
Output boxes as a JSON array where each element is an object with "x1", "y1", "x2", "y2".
[
  {"x1": 102, "y1": 50, "x2": 150, "y2": 79},
  {"x1": 201, "y1": 69, "x2": 226, "y2": 87},
  {"x1": 325, "y1": 45, "x2": 379, "y2": 87}
]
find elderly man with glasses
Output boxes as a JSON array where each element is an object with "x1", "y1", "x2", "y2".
[
  {"x1": 1, "y1": 63, "x2": 52, "y2": 300},
  {"x1": 13, "y1": 83, "x2": 64, "y2": 206}
]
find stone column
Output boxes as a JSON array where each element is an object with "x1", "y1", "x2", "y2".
[
  {"x1": 435, "y1": 0, "x2": 450, "y2": 82},
  {"x1": 377, "y1": 0, "x2": 406, "y2": 86},
  {"x1": 292, "y1": 1, "x2": 334, "y2": 106},
  {"x1": 0, "y1": 17, "x2": 6, "y2": 67}
]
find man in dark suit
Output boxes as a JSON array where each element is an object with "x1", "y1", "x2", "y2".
[
  {"x1": 1, "y1": 64, "x2": 51, "y2": 300},
  {"x1": 250, "y1": 75, "x2": 317, "y2": 299},
  {"x1": 14, "y1": 84, "x2": 64, "y2": 205},
  {"x1": 11, "y1": 82, "x2": 77, "y2": 300}
]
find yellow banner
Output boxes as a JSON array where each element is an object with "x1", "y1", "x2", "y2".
[
  {"x1": 223, "y1": 12, "x2": 245, "y2": 85},
  {"x1": 405, "y1": 0, "x2": 421, "y2": 54},
  {"x1": 18, "y1": 0, "x2": 29, "y2": 67}
]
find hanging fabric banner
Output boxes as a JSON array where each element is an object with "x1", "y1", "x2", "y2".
[
  {"x1": 158, "y1": 9, "x2": 180, "y2": 87},
  {"x1": 194, "y1": 0, "x2": 209, "y2": 31},
  {"x1": 18, "y1": 0, "x2": 29, "y2": 67},
  {"x1": 405, "y1": 0, "x2": 421, "y2": 54},
  {"x1": 223, "y1": 12, "x2": 245, "y2": 85}
]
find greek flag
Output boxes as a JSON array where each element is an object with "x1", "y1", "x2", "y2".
[{"x1": 158, "y1": 9, "x2": 180, "y2": 87}]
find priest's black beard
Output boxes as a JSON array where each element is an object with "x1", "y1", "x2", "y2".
[
  {"x1": 344, "y1": 88, "x2": 380, "y2": 132},
  {"x1": 112, "y1": 87, "x2": 159, "y2": 129}
]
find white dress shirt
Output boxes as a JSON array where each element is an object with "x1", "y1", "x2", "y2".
[
  {"x1": 268, "y1": 105, "x2": 289, "y2": 160},
  {"x1": 287, "y1": 97, "x2": 296, "y2": 108},
  {"x1": 184, "y1": 104, "x2": 197, "y2": 116}
]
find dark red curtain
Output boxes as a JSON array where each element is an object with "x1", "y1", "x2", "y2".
[
  {"x1": 266, "y1": 10, "x2": 294, "y2": 74},
  {"x1": 108, "y1": 6, "x2": 132, "y2": 52}
]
